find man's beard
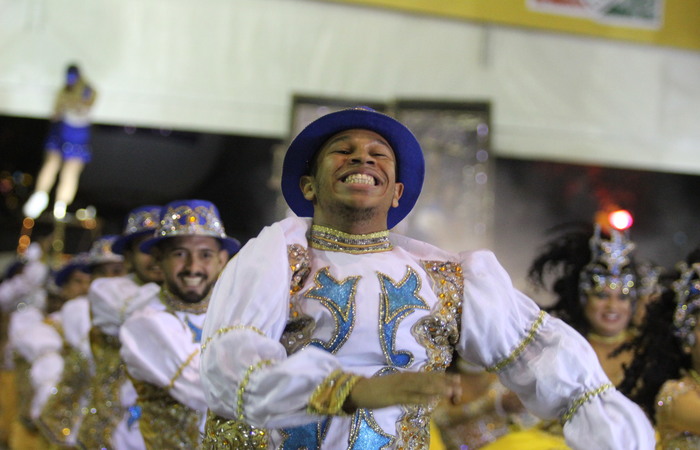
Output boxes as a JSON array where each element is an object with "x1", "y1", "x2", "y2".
[
  {"x1": 318, "y1": 193, "x2": 378, "y2": 225},
  {"x1": 332, "y1": 203, "x2": 376, "y2": 223},
  {"x1": 168, "y1": 279, "x2": 213, "y2": 304}
]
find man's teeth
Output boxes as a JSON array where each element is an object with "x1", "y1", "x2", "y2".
[
  {"x1": 183, "y1": 276, "x2": 202, "y2": 287},
  {"x1": 344, "y1": 174, "x2": 375, "y2": 185}
]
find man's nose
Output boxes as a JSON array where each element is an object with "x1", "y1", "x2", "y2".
[{"x1": 350, "y1": 150, "x2": 375, "y2": 165}]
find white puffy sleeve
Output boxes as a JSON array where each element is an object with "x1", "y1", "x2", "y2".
[
  {"x1": 89, "y1": 277, "x2": 160, "y2": 336},
  {"x1": 61, "y1": 297, "x2": 93, "y2": 359},
  {"x1": 9, "y1": 308, "x2": 63, "y2": 419},
  {"x1": 200, "y1": 220, "x2": 342, "y2": 429},
  {"x1": 9, "y1": 308, "x2": 61, "y2": 363},
  {"x1": 30, "y1": 349, "x2": 64, "y2": 419},
  {"x1": 456, "y1": 250, "x2": 655, "y2": 450},
  {"x1": 120, "y1": 305, "x2": 207, "y2": 412}
]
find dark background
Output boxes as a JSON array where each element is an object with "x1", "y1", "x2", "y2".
[{"x1": 2, "y1": 114, "x2": 699, "y2": 288}]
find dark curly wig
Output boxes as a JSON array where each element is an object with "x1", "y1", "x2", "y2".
[{"x1": 617, "y1": 251, "x2": 699, "y2": 422}]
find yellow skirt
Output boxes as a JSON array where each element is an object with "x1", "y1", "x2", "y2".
[{"x1": 481, "y1": 429, "x2": 570, "y2": 450}]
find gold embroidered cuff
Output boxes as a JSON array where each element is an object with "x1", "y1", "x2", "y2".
[
  {"x1": 238, "y1": 360, "x2": 274, "y2": 419},
  {"x1": 307, "y1": 370, "x2": 363, "y2": 416},
  {"x1": 486, "y1": 310, "x2": 546, "y2": 373},
  {"x1": 560, "y1": 383, "x2": 614, "y2": 424}
]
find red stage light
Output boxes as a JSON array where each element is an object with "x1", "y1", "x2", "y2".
[{"x1": 608, "y1": 209, "x2": 633, "y2": 230}]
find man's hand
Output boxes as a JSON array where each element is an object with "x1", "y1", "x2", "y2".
[{"x1": 343, "y1": 371, "x2": 462, "y2": 412}]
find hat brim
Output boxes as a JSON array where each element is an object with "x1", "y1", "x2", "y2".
[
  {"x1": 54, "y1": 263, "x2": 90, "y2": 287},
  {"x1": 111, "y1": 230, "x2": 154, "y2": 255},
  {"x1": 139, "y1": 234, "x2": 241, "y2": 256},
  {"x1": 281, "y1": 108, "x2": 424, "y2": 229}
]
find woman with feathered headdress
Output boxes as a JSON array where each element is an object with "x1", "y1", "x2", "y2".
[{"x1": 528, "y1": 221, "x2": 640, "y2": 386}]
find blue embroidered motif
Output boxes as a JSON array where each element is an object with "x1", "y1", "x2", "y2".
[
  {"x1": 185, "y1": 317, "x2": 202, "y2": 343},
  {"x1": 349, "y1": 409, "x2": 393, "y2": 449},
  {"x1": 378, "y1": 267, "x2": 428, "y2": 367},
  {"x1": 306, "y1": 268, "x2": 358, "y2": 353},
  {"x1": 281, "y1": 418, "x2": 330, "y2": 449},
  {"x1": 127, "y1": 405, "x2": 142, "y2": 429}
]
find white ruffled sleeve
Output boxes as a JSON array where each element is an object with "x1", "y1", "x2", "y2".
[
  {"x1": 89, "y1": 277, "x2": 160, "y2": 336},
  {"x1": 120, "y1": 304, "x2": 207, "y2": 412},
  {"x1": 9, "y1": 308, "x2": 61, "y2": 363},
  {"x1": 61, "y1": 297, "x2": 93, "y2": 359},
  {"x1": 201, "y1": 219, "x2": 342, "y2": 429},
  {"x1": 30, "y1": 350, "x2": 64, "y2": 419},
  {"x1": 456, "y1": 250, "x2": 655, "y2": 450}
]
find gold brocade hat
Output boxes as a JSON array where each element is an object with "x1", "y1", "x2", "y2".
[{"x1": 139, "y1": 199, "x2": 240, "y2": 255}]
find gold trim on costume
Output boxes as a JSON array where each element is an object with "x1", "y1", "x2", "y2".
[
  {"x1": 202, "y1": 410, "x2": 269, "y2": 449},
  {"x1": 307, "y1": 369, "x2": 363, "y2": 416},
  {"x1": 561, "y1": 383, "x2": 614, "y2": 424},
  {"x1": 167, "y1": 348, "x2": 200, "y2": 390},
  {"x1": 486, "y1": 310, "x2": 547, "y2": 372},
  {"x1": 238, "y1": 360, "x2": 274, "y2": 419},
  {"x1": 309, "y1": 225, "x2": 392, "y2": 254},
  {"x1": 201, "y1": 325, "x2": 266, "y2": 352}
]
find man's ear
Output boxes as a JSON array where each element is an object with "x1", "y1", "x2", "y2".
[
  {"x1": 391, "y1": 182, "x2": 404, "y2": 208},
  {"x1": 218, "y1": 249, "x2": 229, "y2": 265},
  {"x1": 300, "y1": 175, "x2": 316, "y2": 202}
]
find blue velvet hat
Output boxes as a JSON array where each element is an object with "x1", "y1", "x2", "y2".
[
  {"x1": 53, "y1": 253, "x2": 91, "y2": 287},
  {"x1": 111, "y1": 205, "x2": 162, "y2": 255},
  {"x1": 139, "y1": 199, "x2": 241, "y2": 255},
  {"x1": 281, "y1": 106, "x2": 425, "y2": 229}
]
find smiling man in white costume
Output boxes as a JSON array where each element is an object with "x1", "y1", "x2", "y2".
[
  {"x1": 120, "y1": 199, "x2": 239, "y2": 449},
  {"x1": 200, "y1": 107, "x2": 655, "y2": 449}
]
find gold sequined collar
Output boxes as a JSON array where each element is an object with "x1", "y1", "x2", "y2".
[
  {"x1": 160, "y1": 288, "x2": 209, "y2": 314},
  {"x1": 309, "y1": 225, "x2": 393, "y2": 254}
]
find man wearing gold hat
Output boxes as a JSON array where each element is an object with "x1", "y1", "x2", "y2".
[{"x1": 120, "y1": 199, "x2": 240, "y2": 449}]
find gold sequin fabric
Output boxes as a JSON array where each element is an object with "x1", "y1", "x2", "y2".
[
  {"x1": 281, "y1": 244, "x2": 315, "y2": 355},
  {"x1": 77, "y1": 327, "x2": 127, "y2": 448},
  {"x1": 131, "y1": 379, "x2": 203, "y2": 449},
  {"x1": 656, "y1": 379, "x2": 700, "y2": 449},
  {"x1": 36, "y1": 345, "x2": 91, "y2": 445},
  {"x1": 308, "y1": 225, "x2": 393, "y2": 254},
  {"x1": 202, "y1": 411, "x2": 268, "y2": 449},
  {"x1": 13, "y1": 356, "x2": 38, "y2": 431},
  {"x1": 393, "y1": 260, "x2": 464, "y2": 449}
]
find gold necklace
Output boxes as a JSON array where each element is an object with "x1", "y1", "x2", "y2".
[{"x1": 587, "y1": 330, "x2": 628, "y2": 345}]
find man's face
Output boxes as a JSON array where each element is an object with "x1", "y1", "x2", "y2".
[
  {"x1": 60, "y1": 269, "x2": 91, "y2": 301},
  {"x1": 157, "y1": 236, "x2": 228, "y2": 304},
  {"x1": 92, "y1": 261, "x2": 127, "y2": 280},
  {"x1": 299, "y1": 129, "x2": 404, "y2": 230},
  {"x1": 126, "y1": 234, "x2": 163, "y2": 284}
]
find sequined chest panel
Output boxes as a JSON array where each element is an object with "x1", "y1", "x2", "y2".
[{"x1": 283, "y1": 239, "x2": 464, "y2": 449}]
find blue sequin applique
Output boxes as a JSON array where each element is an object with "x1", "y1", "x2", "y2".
[
  {"x1": 305, "y1": 267, "x2": 359, "y2": 353},
  {"x1": 348, "y1": 409, "x2": 393, "y2": 449},
  {"x1": 280, "y1": 417, "x2": 330, "y2": 449},
  {"x1": 378, "y1": 267, "x2": 428, "y2": 367}
]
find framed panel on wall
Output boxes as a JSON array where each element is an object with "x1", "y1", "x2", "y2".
[{"x1": 393, "y1": 100, "x2": 492, "y2": 253}]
